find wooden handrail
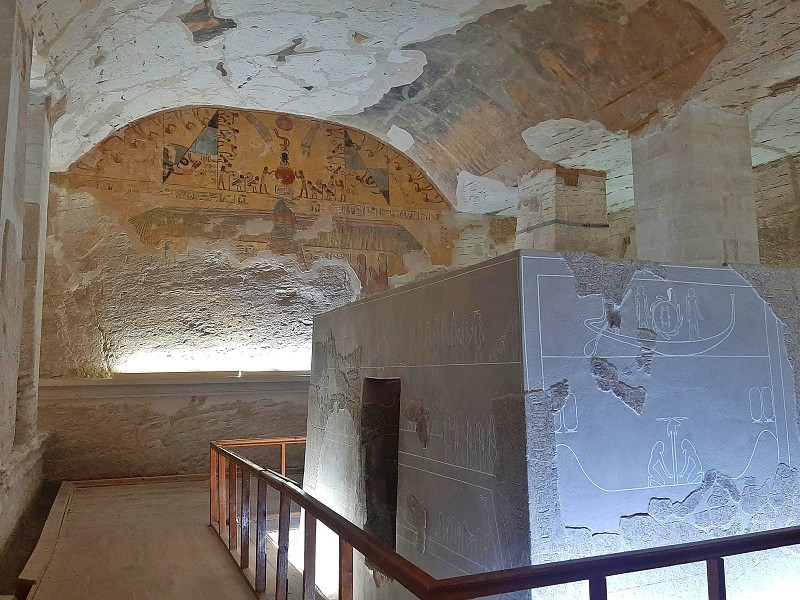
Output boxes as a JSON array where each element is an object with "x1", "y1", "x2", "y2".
[
  {"x1": 428, "y1": 526, "x2": 800, "y2": 600},
  {"x1": 212, "y1": 442, "x2": 439, "y2": 597},
  {"x1": 210, "y1": 439, "x2": 800, "y2": 600},
  {"x1": 215, "y1": 437, "x2": 307, "y2": 447}
]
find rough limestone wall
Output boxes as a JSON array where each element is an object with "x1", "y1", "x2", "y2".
[
  {"x1": 41, "y1": 107, "x2": 512, "y2": 378},
  {"x1": 756, "y1": 155, "x2": 800, "y2": 266},
  {"x1": 0, "y1": 0, "x2": 44, "y2": 556},
  {"x1": 0, "y1": 254, "x2": 42, "y2": 556},
  {"x1": 38, "y1": 377, "x2": 309, "y2": 480},
  {"x1": 446, "y1": 212, "x2": 516, "y2": 270},
  {"x1": 0, "y1": 255, "x2": 24, "y2": 460},
  {"x1": 37, "y1": 107, "x2": 513, "y2": 484},
  {"x1": 608, "y1": 208, "x2": 637, "y2": 262},
  {"x1": 41, "y1": 184, "x2": 358, "y2": 378},
  {"x1": 0, "y1": 445, "x2": 43, "y2": 556}
]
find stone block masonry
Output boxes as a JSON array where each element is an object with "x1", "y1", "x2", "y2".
[
  {"x1": 516, "y1": 167, "x2": 610, "y2": 257},
  {"x1": 0, "y1": 0, "x2": 45, "y2": 556},
  {"x1": 633, "y1": 101, "x2": 760, "y2": 265}
]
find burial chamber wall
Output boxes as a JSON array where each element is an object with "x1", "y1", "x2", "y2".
[
  {"x1": 43, "y1": 107, "x2": 514, "y2": 379},
  {"x1": 38, "y1": 375, "x2": 309, "y2": 481},
  {"x1": 305, "y1": 253, "x2": 527, "y2": 599},
  {"x1": 308, "y1": 250, "x2": 800, "y2": 600},
  {"x1": 519, "y1": 252, "x2": 800, "y2": 598}
]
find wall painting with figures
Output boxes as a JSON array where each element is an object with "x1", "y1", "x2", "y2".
[{"x1": 54, "y1": 107, "x2": 455, "y2": 293}]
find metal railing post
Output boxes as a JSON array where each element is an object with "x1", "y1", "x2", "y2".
[
  {"x1": 275, "y1": 491, "x2": 291, "y2": 600},
  {"x1": 255, "y1": 478, "x2": 268, "y2": 593},
  {"x1": 303, "y1": 513, "x2": 317, "y2": 600},
  {"x1": 706, "y1": 558, "x2": 726, "y2": 600},
  {"x1": 589, "y1": 577, "x2": 607, "y2": 600},
  {"x1": 240, "y1": 474, "x2": 250, "y2": 570}
]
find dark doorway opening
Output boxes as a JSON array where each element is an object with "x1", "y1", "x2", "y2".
[{"x1": 361, "y1": 378, "x2": 401, "y2": 549}]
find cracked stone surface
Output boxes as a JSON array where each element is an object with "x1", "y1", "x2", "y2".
[
  {"x1": 42, "y1": 106, "x2": 516, "y2": 376},
  {"x1": 305, "y1": 252, "x2": 800, "y2": 599},
  {"x1": 23, "y1": 0, "x2": 799, "y2": 215}
]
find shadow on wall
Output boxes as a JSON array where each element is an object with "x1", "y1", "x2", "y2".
[{"x1": 37, "y1": 376, "x2": 310, "y2": 481}]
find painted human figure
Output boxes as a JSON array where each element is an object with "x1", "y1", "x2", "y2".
[
  {"x1": 678, "y1": 439, "x2": 703, "y2": 484},
  {"x1": 648, "y1": 441, "x2": 670, "y2": 487},
  {"x1": 315, "y1": 181, "x2": 325, "y2": 200},
  {"x1": 297, "y1": 170, "x2": 309, "y2": 198},
  {"x1": 325, "y1": 175, "x2": 336, "y2": 201},
  {"x1": 260, "y1": 166, "x2": 272, "y2": 193},
  {"x1": 356, "y1": 254, "x2": 368, "y2": 287},
  {"x1": 336, "y1": 179, "x2": 346, "y2": 202},
  {"x1": 369, "y1": 253, "x2": 389, "y2": 290},
  {"x1": 686, "y1": 288, "x2": 703, "y2": 340},
  {"x1": 636, "y1": 285, "x2": 649, "y2": 329}
]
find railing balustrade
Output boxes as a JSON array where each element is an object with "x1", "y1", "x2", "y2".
[{"x1": 211, "y1": 439, "x2": 800, "y2": 600}]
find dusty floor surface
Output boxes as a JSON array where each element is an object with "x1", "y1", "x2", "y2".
[{"x1": 26, "y1": 479, "x2": 257, "y2": 600}]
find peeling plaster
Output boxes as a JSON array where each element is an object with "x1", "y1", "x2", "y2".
[
  {"x1": 563, "y1": 253, "x2": 667, "y2": 305},
  {"x1": 522, "y1": 119, "x2": 634, "y2": 211},
  {"x1": 386, "y1": 124, "x2": 414, "y2": 152},
  {"x1": 179, "y1": 0, "x2": 237, "y2": 44},
  {"x1": 35, "y1": 0, "x2": 798, "y2": 208},
  {"x1": 455, "y1": 171, "x2": 519, "y2": 215},
  {"x1": 32, "y1": 0, "x2": 558, "y2": 173}
]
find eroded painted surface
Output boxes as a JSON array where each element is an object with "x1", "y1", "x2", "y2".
[
  {"x1": 43, "y1": 108, "x2": 513, "y2": 376},
  {"x1": 59, "y1": 107, "x2": 453, "y2": 283}
]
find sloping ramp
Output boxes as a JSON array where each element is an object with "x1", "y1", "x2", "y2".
[{"x1": 19, "y1": 476, "x2": 256, "y2": 600}]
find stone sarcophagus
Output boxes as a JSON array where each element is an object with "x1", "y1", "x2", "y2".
[{"x1": 304, "y1": 251, "x2": 800, "y2": 599}]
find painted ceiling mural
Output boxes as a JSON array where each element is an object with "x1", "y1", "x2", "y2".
[{"x1": 55, "y1": 108, "x2": 454, "y2": 293}]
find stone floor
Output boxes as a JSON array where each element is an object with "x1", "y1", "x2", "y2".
[{"x1": 24, "y1": 478, "x2": 257, "y2": 600}]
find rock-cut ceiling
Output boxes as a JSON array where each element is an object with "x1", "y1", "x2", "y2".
[{"x1": 26, "y1": 0, "x2": 800, "y2": 212}]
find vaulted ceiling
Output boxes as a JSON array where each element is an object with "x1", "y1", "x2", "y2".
[{"x1": 26, "y1": 0, "x2": 800, "y2": 210}]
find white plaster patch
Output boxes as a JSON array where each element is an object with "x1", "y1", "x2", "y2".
[
  {"x1": 387, "y1": 50, "x2": 412, "y2": 64},
  {"x1": 35, "y1": 0, "x2": 551, "y2": 171},
  {"x1": 455, "y1": 171, "x2": 519, "y2": 214},
  {"x1": 386, "y1": 125, "x2": 415, "y2": 152},
  {"x1": 523, "y1": 119, "x2": 634, "y2": 211},
  {"x1": 749, "y1": 91, "x2": 800, "y2": 165}
]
